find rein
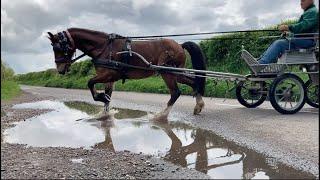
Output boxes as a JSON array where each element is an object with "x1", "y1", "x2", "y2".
[
  {"x1": 125, "y1": 29, "x2": 280, "y2": 39},
  {"x1": 54, "y1": 29, "x2": 318, "y2": 64}
]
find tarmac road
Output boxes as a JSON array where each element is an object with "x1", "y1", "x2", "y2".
[{"x1": 21, "y1": 85, "x2": 319, "y2": 177}]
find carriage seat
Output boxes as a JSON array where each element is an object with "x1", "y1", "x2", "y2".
[
  {"x1": 278, "y1": 34, "x2": 319, "y2": 64},
  {"x1": 278, "y1": 48, "x2": 318, "y2": 64}
]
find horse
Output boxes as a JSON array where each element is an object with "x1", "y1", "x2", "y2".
[{"x1": 47, "y1": 28, "x2": 206, "y2": 120}]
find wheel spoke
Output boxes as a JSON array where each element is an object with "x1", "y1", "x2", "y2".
[
  {"x1": 239, "y1": 81, "x2": 265, "y2": 106},
  {"x1": 289, "y1": 101, "x2": 293, "y2": 108},
  {"x1": 278, "y1": 96, "x2": 286, "y2": 102},
  {"x1": 294, "y1": 95, "x2": 299, "y2": 103},
  {"x1": 242, "y1": 91, "x2": 249, "y2": 99},
  {"x1": 242, "y1": 86, "x2": 248, "y2": 90}
]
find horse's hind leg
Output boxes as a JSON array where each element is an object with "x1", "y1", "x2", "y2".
[
  {"x1": 177, "y1": 75, "x2": 204, "y2": 115},
  {"x1": 154, "y1": 74, "x2": 181, "y2": 121}
]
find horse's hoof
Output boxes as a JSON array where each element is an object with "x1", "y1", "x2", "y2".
[
  {"x1": 152, "y1": 113, "x2": 169, "y2": 123},
  {"x1": 96, "y1": 108, "x2": 116, "y2": 121},
  {"x1": 193, "y1": 104, "x2": 203, "y2": 115}
]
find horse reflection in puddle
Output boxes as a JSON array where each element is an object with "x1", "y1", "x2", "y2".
[{"x1": 88, "y1": 114, "x2": 246, "y2": 175}]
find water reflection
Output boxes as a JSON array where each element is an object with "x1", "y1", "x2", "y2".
[
  {"x1": 4, "y1": 100, "x2": 315, "y2": 179},
  {"x1": 94, "y1": 119, "x2": 314, "y2": 179}
]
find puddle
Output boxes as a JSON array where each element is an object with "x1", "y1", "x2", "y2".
[{"x1": 3, "y1": 100, "x2": 315, "y2": 179}]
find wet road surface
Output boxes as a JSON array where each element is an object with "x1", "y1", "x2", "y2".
[
  {"x1": 19, "y1": 85, "x2": 319, "y2": 177},
  {"x1": 3, "y1": 100, "x2": 315, "y2": 179},
  {"x1": 2, "y1": 92, "x2": 211, "y2": 179}
]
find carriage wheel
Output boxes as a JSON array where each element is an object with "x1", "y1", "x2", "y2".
[
  {"x1": 236, "y1": 81, "x2": 267, "y2": 108},
  {"x1": 269, "y1": 74, "x2": 306, "y2": 114},
  {"x1": 305, "y1": 80, "x2": 319, "y2": 108}
]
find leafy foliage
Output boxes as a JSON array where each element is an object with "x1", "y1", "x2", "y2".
[
  {"x1": 1, "y1": 60, "x2": 15, "y2": 82},
  {"x1": 1, "y1": 60, "x2": 21, "y2": 100}
]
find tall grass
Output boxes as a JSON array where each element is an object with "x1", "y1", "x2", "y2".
[
  {"x1": 1, "y1": 81, "x2": 21, "y2": 100},
  {"x1": 1, "y1": 60, "x2": 21, "y2": 100}
]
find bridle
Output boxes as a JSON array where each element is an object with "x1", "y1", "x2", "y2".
[
  {"x1": 52, "y1": 30, "x2": 87, "y2": 63},
  {"x1": 51, "y1": 30, "x2": 126, "y2": 64}
]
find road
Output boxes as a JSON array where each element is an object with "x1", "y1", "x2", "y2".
[{"x1": 21, "y1": 85, "x2": 319, "y2": 176}]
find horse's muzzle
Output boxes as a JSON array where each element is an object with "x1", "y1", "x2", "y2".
[
  {"x1": 58, "y1": 65, "x2": 70, "y2": 75},
  {"x1": 58, "y1": 70, "x2": 66, "y2": 75}
]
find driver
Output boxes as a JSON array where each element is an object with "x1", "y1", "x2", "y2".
[{"x1": 258, "y1": 0, "x2": 318, "y2": 64}]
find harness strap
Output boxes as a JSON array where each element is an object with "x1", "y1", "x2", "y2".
[
  {"x1": 120, "y1": 38, "x2": 133, "y2": 84},
  {"x1": 91, "y1": 58, "x2": 153, "y2": 72},
  {"x1": 65, "y1": 30, "x2": 75, "y2": 50}
]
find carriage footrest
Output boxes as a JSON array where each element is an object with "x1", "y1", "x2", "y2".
[{"x1": 241, "y1": 50, "x2": 285, "y2": 74}]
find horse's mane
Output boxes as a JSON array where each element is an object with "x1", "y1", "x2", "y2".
[{"x1": 68, "y1": 27, "x2": 108, "y2": 37}]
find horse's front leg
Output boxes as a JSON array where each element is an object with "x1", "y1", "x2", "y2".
[
  {"x1": 104, "y1": 82, "x2": 114, "y2": 112},
  {"x1": 88, "y1": 69, "x2": 120, "y2": 113},
  {"x1": 87, "y1": 76, "x2": 111, "y2": 106}
]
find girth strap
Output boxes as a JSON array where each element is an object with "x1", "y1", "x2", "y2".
[{"x1": 91, "y1": 58, "x2": 152, "y2": 72}]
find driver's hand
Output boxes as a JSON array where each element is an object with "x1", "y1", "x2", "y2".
[
  {"x1": 281, "y1": 31, "x2": 289, "y2": 37},
  {"x1": 279, "y1": 25, "x2": 289, "y2": 32}
]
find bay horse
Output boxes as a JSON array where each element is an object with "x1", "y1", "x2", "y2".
[{"x1": 47, "y1": 28, "x2": 206, "y2": 120}]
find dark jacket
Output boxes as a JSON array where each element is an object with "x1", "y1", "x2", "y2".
[{"x1": 288, "y1": 4, "x2": 319, "y2": 34}]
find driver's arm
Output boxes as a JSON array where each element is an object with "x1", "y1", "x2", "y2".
[{"x1": 288, "y1": 11, "x2": 318, "y2": 34}]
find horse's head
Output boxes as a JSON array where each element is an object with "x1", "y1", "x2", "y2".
[{"x1": 47, "y1": 31, "x2": 75, "y2": 75}]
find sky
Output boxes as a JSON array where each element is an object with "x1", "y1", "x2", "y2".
[{"x1": 1, "y1": 0, "x2": 319, "y2": 74}]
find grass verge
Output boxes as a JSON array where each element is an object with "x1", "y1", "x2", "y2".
[{"x1": 1, "y1": 81, "x2": 21, "y2": 100}]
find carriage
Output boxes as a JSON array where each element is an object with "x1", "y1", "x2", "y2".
[{"x1": 236, "y1": 34, "x2": 319, "y2": 114}]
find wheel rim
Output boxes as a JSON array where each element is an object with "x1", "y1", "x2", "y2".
[
  {"x1": 240, "y1": 82, "x2": 264, "y2": 105},
  {"x1": 307, "y1": 83, "x2": 319, "y2": 105},
  {"x1": 274, "y1": 77, "x2": 304, "y2": 111}
]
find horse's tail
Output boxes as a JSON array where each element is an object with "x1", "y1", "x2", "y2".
[{"x1": 181, "y1": 41, "x2": 206, "y2": 96}]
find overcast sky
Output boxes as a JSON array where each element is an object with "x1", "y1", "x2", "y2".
[{"x1": 1, "y1": 0, "x2": 319, "y2": 74}]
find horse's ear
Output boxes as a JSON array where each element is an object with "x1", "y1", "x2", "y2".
[{"x1": 47, "y1": 32, "x2": 54, "y2": 39}]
